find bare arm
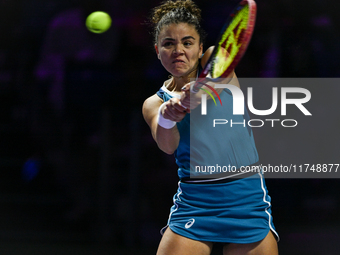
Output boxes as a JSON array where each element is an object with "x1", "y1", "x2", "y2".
[{"x1": 142, "y1": 94, "x2": 187, "y2": 155}]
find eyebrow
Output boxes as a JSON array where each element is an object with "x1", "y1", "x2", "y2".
[{"x1": 162, "y1": 36, "x2": 196, "y2": 42}]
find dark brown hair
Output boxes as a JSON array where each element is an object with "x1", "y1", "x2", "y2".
[{"x1": 149, "y1": 0, "x2": 206, "y2": 44}]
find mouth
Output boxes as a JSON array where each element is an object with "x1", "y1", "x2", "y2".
[{"x1": 173, "y1": 59, "x2": 185, "y2": 64}]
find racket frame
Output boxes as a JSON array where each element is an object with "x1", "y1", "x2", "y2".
[{"x1": 192, "y1": 0, "x2": 257, "y2": 92}]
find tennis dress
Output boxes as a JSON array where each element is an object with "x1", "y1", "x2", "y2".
[{"x1": 156, "y1": 83, "x2": 279, "y2": 243}]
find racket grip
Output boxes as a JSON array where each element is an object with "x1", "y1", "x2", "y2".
[{"x1": 190, "y1": 81, "x2": 201, "y2": 93}]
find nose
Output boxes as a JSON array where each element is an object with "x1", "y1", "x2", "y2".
[{"x1": 173, "y1": 44, "x2": 184, "y2": 55}]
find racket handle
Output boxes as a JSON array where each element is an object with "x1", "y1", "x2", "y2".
[
  {"x1": 191, "y1": 80, "x2": 204, "y2": 93},
  {"x1": 191, "y1": 83, "x2": 199, "y2": 93}
]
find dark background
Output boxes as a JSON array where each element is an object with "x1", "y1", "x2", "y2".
[{"x1": 0, "y1": 0, "x2": 339, "y2": 254}]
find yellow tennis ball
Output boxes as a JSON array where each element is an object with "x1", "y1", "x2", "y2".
[{"x1": 86, "y1": 11, "x2": 112, "y2": 34}]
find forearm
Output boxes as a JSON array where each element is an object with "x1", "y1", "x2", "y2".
[
  {"x1": 153, "y1": 124, "x2": 180, "y2": 155},
  {"x1": 143, "y1": 94, "x2": 185, "y2": 155}
]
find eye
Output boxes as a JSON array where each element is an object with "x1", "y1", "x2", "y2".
[
  {"x1": 184, "y1": 41, "x2": 193, "y2": 47},
  {"x1": 163, "y1": 41, "x2": 173, "y2": 47}
]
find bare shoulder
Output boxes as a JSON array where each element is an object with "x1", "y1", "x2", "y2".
[{"x1": 143, "y1": 94, "x2": 163, "y2": 110}]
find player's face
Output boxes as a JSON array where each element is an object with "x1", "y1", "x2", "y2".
[{"x1": 155, "y1": 23, "x2": 203, "y2": 78}]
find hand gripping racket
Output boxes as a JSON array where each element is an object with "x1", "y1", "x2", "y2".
[{"x1": 192, "y1": 0, "x2": 257, "y2": 93}]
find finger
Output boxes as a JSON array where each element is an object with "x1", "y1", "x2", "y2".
[
  {"x1": 176, "y1": 101, "x2": 188, "y2": 111},
  {"x1": 180, "y1": 100, "x2": 190, "y2": 109},
  {"x1": 182, "y1": 80, "x2": 196, "y2": 91},
  {"x1": 179, "y1": 93, "x2": 191, "y2": 108},
  {"x1": 164, "y1": 110, "x2": 186, "y2": 122},
  {"x1": 181, "y1": 85, "x2": 189, "y2": 91},
  {"x1": 163, "y1": 105, "x2": 185, "y2": 122},
  {"x1": 170, "y1": 98, "x2": 187, "y2": 112}
]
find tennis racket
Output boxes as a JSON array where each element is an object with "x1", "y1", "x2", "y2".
[{"x1": 192, "y1": 0, "x2": 257, "y2": 92}]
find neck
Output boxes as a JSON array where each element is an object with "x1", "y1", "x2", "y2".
[{"x1": 167, "y1": 63, "x2": 199, "y2": 92}]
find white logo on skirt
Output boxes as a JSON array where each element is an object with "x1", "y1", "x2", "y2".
[{"x1": 185, "y1": 218, "x2": 195, "y2": 229}]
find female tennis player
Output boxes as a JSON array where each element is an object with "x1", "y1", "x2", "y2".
[{"x1": 142, "y1": 1, "x2": 279, "y2": 254}]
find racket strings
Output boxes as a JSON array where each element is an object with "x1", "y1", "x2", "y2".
[{"x1": 211, "y1": 5, "x2": 249, "y2": 78}]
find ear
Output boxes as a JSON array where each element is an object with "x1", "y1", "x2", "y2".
[
  {"x1": 199, "y1": 43, "x2": 203, "y2": 57},
  {"x1": 155, "y1": 44, "x2": 160, "y2": 59}
]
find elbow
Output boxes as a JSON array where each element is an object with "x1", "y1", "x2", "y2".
[
  {"x1": 154, "y1": 130, "x2": 179, "y2": 155},
  {"x1": 159, "y1": 145, "x2": 176, "y2": 155},
  {"x1": 162, "y1": 148, "x2": 175, "y2": 155},
  {"x1": 157, "y1": 143, "x2": 176, "y2": 155}
]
